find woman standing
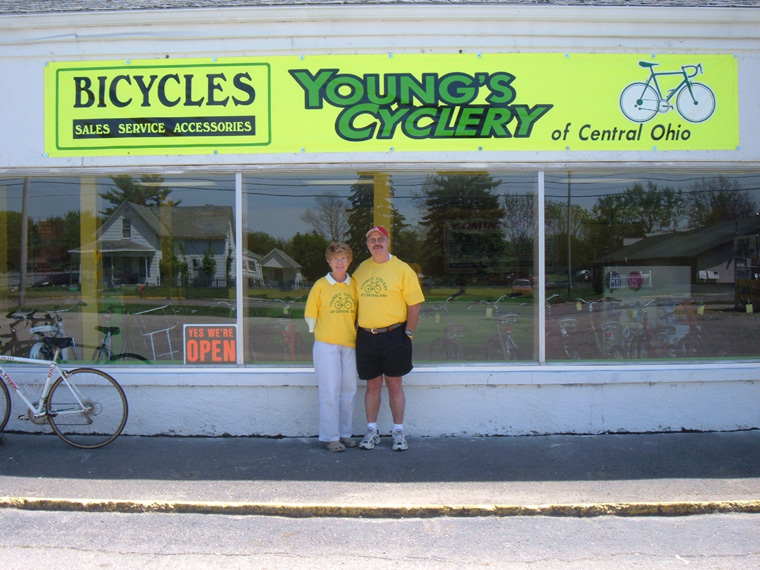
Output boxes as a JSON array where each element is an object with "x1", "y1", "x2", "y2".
[{"x1": 304, "y1": 242, "x2": 358, "y2": 452}]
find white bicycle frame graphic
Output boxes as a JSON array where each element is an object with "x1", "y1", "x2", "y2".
[{"x1": 619, "y1": 61, "x2": 716, "y2": 124}]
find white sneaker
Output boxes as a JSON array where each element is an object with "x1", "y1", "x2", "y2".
[
  {"x1": 392, "y1": 428, "x2": 408, "y2": 452},
  {"x1": 358, "y1": 427, "x2": 380, "y2": 450}
]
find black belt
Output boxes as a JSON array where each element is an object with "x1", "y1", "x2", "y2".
[{"x1": 359, "y1": 322, "x2": 404, "y2": 334}]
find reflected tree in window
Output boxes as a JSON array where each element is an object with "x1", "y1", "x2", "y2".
[
  {"x1": 586, "y1": 182, "x2": 685, "y2": 261},
  {"x1": 417, "y1": 174, "x2": 506, "y2": 283},
  {"x1": 687, "y1": 176, "x2": 758, "y2": 228},
  {"x1": 502, "y1": 191, "x2": 539, "y2": 280},
  {"x1": 299, "y1": 193, "x2": 349, "y2": 241},
  {"x1": 101, "y1": 174, "x2": 180, "y2": 217},
  {"x1": 345, "y1": 175, "x2": 407, "y2": 262},
  {"x1": 288, "y1": 232, "x2": 329, "y2": 282}
]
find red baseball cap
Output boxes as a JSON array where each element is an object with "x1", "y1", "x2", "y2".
[{"x1": 366, "y1": 226, "x2": 390, "y2": 238}]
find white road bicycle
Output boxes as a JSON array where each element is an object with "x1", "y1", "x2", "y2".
[{"x1": 0, "y1": 336, "x2": 128, "y2": 449}]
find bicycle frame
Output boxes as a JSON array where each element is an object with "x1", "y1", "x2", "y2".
[
  {"x1": 620, "y1": 61, "x2": 715, "y2": 124},
  {"x1": 0, "y1": 351, "x2": 65, "y2": 422},
  {"x1": 645, "y1": 63, "x2": 702, "y2": 105}
]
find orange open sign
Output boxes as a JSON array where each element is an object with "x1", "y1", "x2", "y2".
[{"x1": 183, "y1": 324, "x2": 237, "y2": 364}]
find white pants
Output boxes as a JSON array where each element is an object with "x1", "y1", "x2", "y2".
[{"x1": 313, "y1": 341, "x2": 358, "y2": 442}]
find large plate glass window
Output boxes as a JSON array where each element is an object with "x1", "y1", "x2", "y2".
[
  {"x1": 0, "y1": 175, "x2": 236, "y2": 365},
  {"x1": 544, "y1": 170, "x2": 760, "y2": 361},
  {"x1": 242, "y1": 171, "x2": 537, "y2": 364}
]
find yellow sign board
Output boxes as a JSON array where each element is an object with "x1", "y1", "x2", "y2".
[{"x1": 44, "y1": 54, "x2": 738, "y2": 156}]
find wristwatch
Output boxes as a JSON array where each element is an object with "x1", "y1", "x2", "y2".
[{"x1": 405, "y1": 330, "x2": 414, "y2": 339}]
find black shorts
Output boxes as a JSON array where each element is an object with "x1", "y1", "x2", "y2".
[{"x1": 356, "y1": 324, "x2": 413, "y2": 380}]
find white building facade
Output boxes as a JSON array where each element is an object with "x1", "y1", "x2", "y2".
[{"x1": 1, "y1": 1, "x2": 759, "y2": 437}]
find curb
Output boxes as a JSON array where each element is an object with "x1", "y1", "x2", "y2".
[{"x1": 2, "y1": 497, "x2": 760, "y2": 518}]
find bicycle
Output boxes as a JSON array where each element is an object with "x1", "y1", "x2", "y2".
[
  {"x1": 467, "y1": 294, "x2": 510, "y2": 319},
  {"x1": 626, "y1": 300, "x2": 678, "y2": 359},
  {"x1": 0, "y1": 336, "x2": 128, "y2": 449},
  {"x1": 422, "y1": 292, "x2": 466, "y2": 361},
  {"x1": 576, "y1": 298, "x2": 625, "y2": 359},
  {"x1": 547, "y1": 317, "x2": 581, "y2": 360},
  {"x1": 28, "y1": 302, "x2": 86, "y2": 362},
  {"x1": 0, "y1": 309, "x2": 55, "y2": 357},
  {"x1": 619, "y1": 61, "x2": 716, "y2": 123},
  {"x1": 485, "y1": 313, "x2": 522, "y2": 361},
  {"x1": 91, "y1": 307, "x2": 150, "y2": 364}
]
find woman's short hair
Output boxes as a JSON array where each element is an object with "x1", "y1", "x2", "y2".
[
  {"x1": 325, "y1": 241, "x2": 354, "y2": 263},
  {"x1": 325, "y1": 241, "x2": 353, "y2": 263}
]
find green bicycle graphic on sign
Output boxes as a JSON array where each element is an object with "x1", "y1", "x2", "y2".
[{"x1": 619, "y1": 61, "x2": 716, "y2": 123}]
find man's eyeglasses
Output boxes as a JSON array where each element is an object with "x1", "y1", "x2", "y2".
[{"x1": 367, "y1": 236, "x2": 388, "y2": 244}]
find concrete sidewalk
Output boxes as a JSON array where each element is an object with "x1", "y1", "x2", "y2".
[{"x1": 1, "y1": 430, "x2": 759, "y2": 517}]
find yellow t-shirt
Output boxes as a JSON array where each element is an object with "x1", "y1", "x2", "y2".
[
  {"x1": 353, "y1": 255, "x2": 425, "y2": 329},
  {"x1": 304, "y1": 274, "x2": 358, "y2": 347}
]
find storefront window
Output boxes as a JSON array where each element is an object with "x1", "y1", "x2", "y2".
[
  {"x1": 544, "y1": 170, "x2": 760, "y2": 361},
  {"x1": 242, "y1": 171, "x2": 537, "y2": 364},
  {"x1": 6, "y1": 168, "x2": 756, "y2": 368},
  {"x1": 0, "y1": 175, "x2": 236, "y2": 365}
]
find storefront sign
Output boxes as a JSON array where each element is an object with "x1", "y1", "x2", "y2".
[
  {"x1": 44, "y1": 54, "x2": 738, "y2": 157},
  {"x1": 183, "y1": 324, "x2": 237, "y2": 364}
]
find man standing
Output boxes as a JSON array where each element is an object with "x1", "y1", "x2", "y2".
[{"x1": 354, "y1": 226, "x2": 424, "y2": 451}]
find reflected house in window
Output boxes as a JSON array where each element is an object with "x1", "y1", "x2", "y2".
[
  {"x1": 73, "y1": 202, "x2": 251, "y2": 287},
  {"x1": 242, "y1": 249, "x2": 264, "y2": 287},
  {"x1": 260, "y1": 248, "x2": 303, "y2": 290},
  {"x1": 597, "y1": 215, "x2": 760, "y2": 299}
]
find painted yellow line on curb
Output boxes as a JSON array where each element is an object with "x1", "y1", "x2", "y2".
[{"x1": 2, "y1": 497, "x2": 760, "y2": 517}]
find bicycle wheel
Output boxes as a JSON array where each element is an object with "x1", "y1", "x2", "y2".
[
  {"x1": 485, "y1": 335, "x2": 506, "y2": 360},
  {"x1": 504, "y1": 344, "x2": 522, "y2": 361},
  {"x1": 619, "y1": 82, "x2": 659, "y2": 122},
  {"x1": 428, "y1": 338, "x2": 464, "y2": 361},
  {"x1": 47, "y1": 368, "x2": 128, "y2": 449},
  {"x1": 428, "y1": 337, "x2": 449, "y2": 361},
  {"x1": 114, "y1": 353, "x2": 151, "y2": 364},
  {"x1": 676, "y1": 83, "x2": 715, "y2": 123},
  {"x1": 449, "y1": 340, "x2": 464, "y2": 361},
  {"x1": 0, "y1": 380, "x2": 10, "y2": 432}
]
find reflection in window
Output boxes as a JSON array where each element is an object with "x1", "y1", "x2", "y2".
[
  {"x1": 243, "y1": 171, "x2": 537, "y2": 364},
  {"x1": 0, "y1": 175, "x2": 236, "y2": 366},
  {"x1": 544, "y1": 170, "x2": 760, "y2": 361},
  {"x1": 4, "y1": 169, "x2": 755, "y2": 368}
]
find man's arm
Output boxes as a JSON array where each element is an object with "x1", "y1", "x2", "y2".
[{"x1": 406, "y1": 302, "x2": 422, "y2": 332}]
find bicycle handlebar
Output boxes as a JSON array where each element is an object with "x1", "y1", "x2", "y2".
[{"x1": 681, "y1": 63, "x2": 703, "y2": 77}]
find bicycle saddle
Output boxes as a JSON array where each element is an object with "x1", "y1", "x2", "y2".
[
  {"x1": 42, "y1": 337, "x2": 75, "y2": 349},
  {"x1": 95, "y1": 326, "x2": 121, "y2": 335},
  {"x1": 639, "y1": 61, "x2": 658, "y2": 68}
]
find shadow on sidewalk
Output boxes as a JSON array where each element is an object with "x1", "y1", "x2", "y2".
[{"x1": 1, "y1": 430, "x2": 759, "y2": 485}]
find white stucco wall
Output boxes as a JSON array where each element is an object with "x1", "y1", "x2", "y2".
[
  {"x1": 4, "y1": 363, "x2": 758, "y2": 437},
  {"x1": 1, "y1": 4, "x2": 759, "y2": 437}
]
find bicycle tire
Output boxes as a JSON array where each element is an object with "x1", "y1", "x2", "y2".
[
  {"x1": 428, "y1": 338, "x2": 448, "y2": 361},
  {"x1": 505, "y1": 346, "x2": 522, "y2": 361},
  {"x1": 676, "y1": 83, "x2": 715, "y2": 123},
  {"x1": 47, "y1": 368, "x2": 128, "y2": 449},
  {"x1": 91, "y1": 345, "x2": 110, "y2": 364},
  {"x1": 485, "y1": 335, "x2": 506, "y2": 360},
  {"x1": 449, "y1": 340, "x2": 464, "y2": 361},
  {"x1": 428, "y1": 338, "x2": 464, "y2": 361},
  {"x1": 619, "y1": 82, "x2": 659, "y2": 123},
  {"x1": 114, "y1": 353, "x2": 151, "y2": 364},
  {"x1": 0, "y1": 380, "x2": 10, "y2": 432}
]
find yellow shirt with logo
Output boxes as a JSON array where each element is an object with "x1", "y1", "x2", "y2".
[
  {"x1": 353, "y1": 255, "x2": 425, "y2": 329},
  {"x1": 304, "y1": 274, "x2": 358, "y2": 347}
]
